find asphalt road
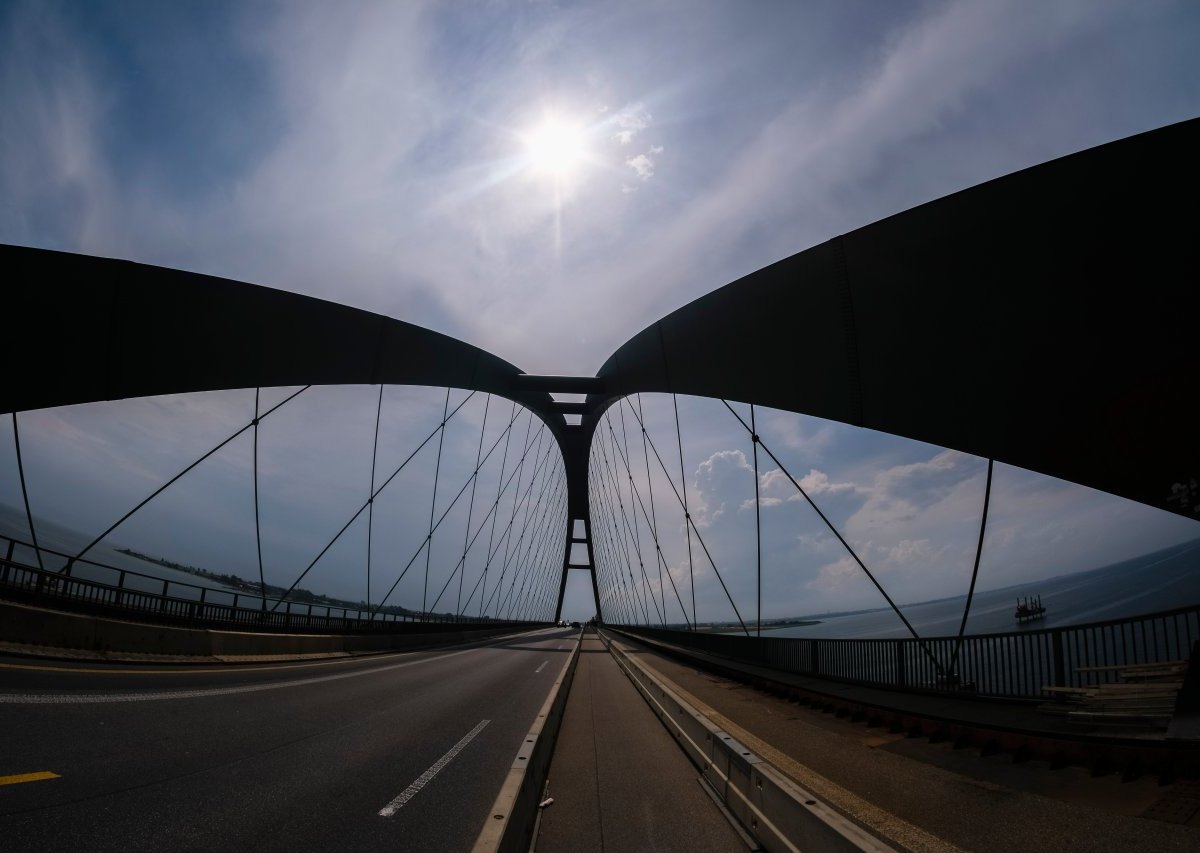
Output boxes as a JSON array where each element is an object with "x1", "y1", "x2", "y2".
[{"x1": 0, "y1": 627, "x2": 579, "y2": 852}]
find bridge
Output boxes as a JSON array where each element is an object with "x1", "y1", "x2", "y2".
[{"x1": 2, "y1": 118, "x2": 1198, "y2": 851}]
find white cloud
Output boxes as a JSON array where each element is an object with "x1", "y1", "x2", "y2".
[
  {"x1": 880, "y1": 538, "x2": 940, "y2": 566},
  {"x1": 847, "y1": 450, "x2": 981, "y2": 530},
  {"x1": 798, "y1": 468, "x2": 858, "y2": 497},
  {"x1": 612, "y1": 106, "x2": 651, "y2": 145},
  {"x1": 626, "y1": 144, "x2": 663, "y2": 180},
  {"x1": 749, "y1": 467, "x2": 859, "y2": 508},
  {"x1": 761, "y1": 409, "x2": 836, "y2": 461},
  {"x1": 692, "y1": 448, "x2": 752, "y2": 527},
  {"x1": 807, "y1": 555, "x2": 859, "y2": 593},
  {"x1": 5, "y1": 1, "x2": 1198, "y2": 622}
]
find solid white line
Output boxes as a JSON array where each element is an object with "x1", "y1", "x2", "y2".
[
  {"x1": 535, "y1": 660, "x2": 548, "y2": 673},
  {"x1": 379, "y1": 719, "x2": 490, "y2": 817}
]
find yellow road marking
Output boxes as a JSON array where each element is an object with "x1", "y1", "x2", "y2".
[{"x1": 0, "y1": 771, "x2": 60, "y2": 786}]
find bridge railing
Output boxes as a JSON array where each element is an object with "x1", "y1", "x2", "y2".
[
  {"x1": 611, "y1": 604, "x2": 1200, "y2": 700},
  {"x1": 0, "y1": 534, "x2": 521, "y2": 633}
]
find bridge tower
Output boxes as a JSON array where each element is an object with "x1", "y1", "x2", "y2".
[{"x1": 508, "y1": 374, "x2": 604, "y2": 622}]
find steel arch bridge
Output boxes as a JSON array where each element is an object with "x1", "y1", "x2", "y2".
[{"x1": 3, "y1": 116, "x2": 1197, "y2": 627}]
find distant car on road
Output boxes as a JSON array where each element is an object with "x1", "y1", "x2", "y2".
[{"x1": 570, "y1": 621, "x2": 581, "y2": 629}]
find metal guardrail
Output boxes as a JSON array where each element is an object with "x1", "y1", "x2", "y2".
[
  {"x1": 613, "y1": 604, "x2": 1200, "y2": 700},
  {"x1": 598, "y1": 628, "x2": 896, "y2": 852},
  {"x1": 0, "y1": 534, "x2": 531, "y2": 634}
]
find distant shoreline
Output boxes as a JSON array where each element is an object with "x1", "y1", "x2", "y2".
[
  {"x1": 697, "y1": 618, "x2": 823, "y2": 633},
  {"x1": 114, "y1": 547, "x2": 417, "y2": 615}
]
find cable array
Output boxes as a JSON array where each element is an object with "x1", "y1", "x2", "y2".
[{"x1": 6, "y1": 386, "x2": 566, "y2": 626}]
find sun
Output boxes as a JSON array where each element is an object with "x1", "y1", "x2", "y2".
[{"x1": 522, "y1": 117, "x2": 587, "y2": 178}]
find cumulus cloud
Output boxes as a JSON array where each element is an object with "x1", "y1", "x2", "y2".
[
  {"x1": 692, "y1": 448, "x2": 752, "y2": 527},
  {"x1": 744, "y1": 467, "x2": 858, "y2": 512},
  {"x1": 626, "y1": 144, "x2": 663, "y2": 180},
  {"x1": 798, "y1": 468, "x2": 858, "y2": 497}
]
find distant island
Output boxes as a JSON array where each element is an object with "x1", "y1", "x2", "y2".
[{"x1": 115, "y1": 547, "x2": 421, "y2": 616}]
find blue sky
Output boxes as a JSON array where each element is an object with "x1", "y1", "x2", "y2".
[{"x1": 2, "y1": 1, "x2": 1199, "y2": 625}]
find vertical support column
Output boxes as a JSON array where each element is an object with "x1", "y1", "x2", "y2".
[
  {"x1": 551, "y1": 416, "x2": 602, "y2": 623},
  {"x1": 554, "y1": 531, "x2": 571, "y2": 622},
  {"x1": 554, "y1": 515, "x2": 601, "y2": 623},
  {"x1": 584, "y1": 518, "x2": 601, "y2": 621}
]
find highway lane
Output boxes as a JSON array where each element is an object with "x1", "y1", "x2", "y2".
[{"x1": 0, "y1": 627, "x2": 579, "y2": 852}]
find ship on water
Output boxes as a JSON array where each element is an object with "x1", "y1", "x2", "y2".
[{"x1": 1015, "y1": 594, "x2": 1046, "y2": 623}]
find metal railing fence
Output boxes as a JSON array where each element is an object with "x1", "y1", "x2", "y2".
[
  {"x1": 0, "y1": 534, "x2": 533, "y2": 633},
  {"x1": 613, "y1": 604, "x2": 1200, "y2": 700}
]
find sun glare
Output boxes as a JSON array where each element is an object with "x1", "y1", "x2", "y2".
[{"x1": 523, "y1": 117, "x2": 587, "y2": 177}]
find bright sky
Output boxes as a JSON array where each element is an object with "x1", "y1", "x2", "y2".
[{"x1": 2, "y1": 1, "x2": 1199, "y2": 625}]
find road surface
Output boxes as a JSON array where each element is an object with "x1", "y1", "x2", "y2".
[{"x1": 0, "y1": 627, "x2": 578, "y2": 852}]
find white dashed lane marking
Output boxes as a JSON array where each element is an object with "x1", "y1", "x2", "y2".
[{"x1": 378, "y1": 720, "x2": 490, "y2": 817}]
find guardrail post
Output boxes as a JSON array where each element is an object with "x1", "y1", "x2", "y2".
[
  {"x1": 1051, "y1": 629, "x2": 1066, "y2": 686},
  {"x1": 4, "y1": 539, "x2": 13, "y2": 562},
  {"x1": 894, "y1": 641, "x2": 907, "y2": 688},
  {"x1": 810, "y1": 640, "x2": 820, "y2": 676}
]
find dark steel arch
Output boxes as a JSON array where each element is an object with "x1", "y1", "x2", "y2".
[
  {"x1": 4, "y1": 117, "x2": 1197, "y2": 628},
  {"x1": 1, "y1": 245, "x2": 594, "y2": 618},
  {"x1": 1, "y1": 245, "x2": 564, "y2": 425},
  {"x1": 587, "y1": 116, "x2": 1200, "y2": 521}
]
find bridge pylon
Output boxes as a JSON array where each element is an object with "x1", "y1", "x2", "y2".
[{"x1": 508, "y1": 374, "x2": 607, "y2": 623}]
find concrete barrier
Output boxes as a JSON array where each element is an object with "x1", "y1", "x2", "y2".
[
  {"x1": 0, "y1": 600, "x2": 534, "y2": 659},
  {"x1": 599, "y1": 629, "x2": 896, "y2": 853}
]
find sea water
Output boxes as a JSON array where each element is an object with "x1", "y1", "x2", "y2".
[{"x1": 761, "y1": 538, "x2": 1200, "y2": 640}]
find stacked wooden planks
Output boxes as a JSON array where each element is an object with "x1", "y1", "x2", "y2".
[{"x1": 1040, "y1": 660, "x2": 1188, "y2": 730}]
